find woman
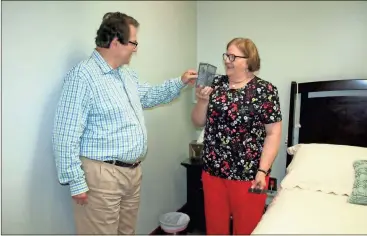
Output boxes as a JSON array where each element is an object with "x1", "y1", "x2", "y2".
[{"x1": 191, "y1": 38, "x2": 282, "y2": 235}]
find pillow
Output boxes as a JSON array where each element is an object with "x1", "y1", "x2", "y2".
[
  {"x1": 281, "y1": 143, "x2": 367, "y2": 196},
  {"x1": 286, "y1": 144, "x2": 302, "y2": 173},
  {"x1": 348, "y1": 160, "x2": 367, "y2": 205}
]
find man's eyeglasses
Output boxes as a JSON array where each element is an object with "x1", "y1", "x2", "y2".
[
  {"x1": 223, "y1": 53, "x2": 247, "y2": 62},
  {"x1": 129, "y1": 41, "x2": 138, "y2": 49}
]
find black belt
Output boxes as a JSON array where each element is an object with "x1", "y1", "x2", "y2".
[{"x1": 104, "y1": 160, "x2": 141, "y2": 168}]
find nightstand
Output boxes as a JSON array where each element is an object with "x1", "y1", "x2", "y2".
[
  {"x1": 181, "y1": 158, "x2": 206, "y2": 233},
  {"x1": 264, "y1": 191, "x2": 277, "y2": 213}
]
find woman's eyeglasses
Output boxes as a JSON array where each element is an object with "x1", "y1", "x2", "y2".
[{"x1": 223, "y1": 53, "x2": 247, "y2": 62}]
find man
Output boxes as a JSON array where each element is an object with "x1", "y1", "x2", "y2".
[{"x1": 52, "y1": 12, "x2": 197, "y2": 235}]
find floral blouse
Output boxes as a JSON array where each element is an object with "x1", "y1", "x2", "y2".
[{"x1": 202, "y1": 75, "x2": 282, "y2": 181}]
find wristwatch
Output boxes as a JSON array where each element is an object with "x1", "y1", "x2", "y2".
[{"x1": 257, "y1": 168, "x2": 269, "y2": 175}]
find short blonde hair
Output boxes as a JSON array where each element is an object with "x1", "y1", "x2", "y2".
[{"x1": 226, "y1": 38, "x2": 260, "y2": 72}]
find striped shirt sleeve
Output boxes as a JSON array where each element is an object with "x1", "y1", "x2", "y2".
[
  {"x1": 52, "y1": 71, "x2": 92, "y2": 196},
  {"x1": 128, "y1": 69, "x2": 186, "y2": 109}
]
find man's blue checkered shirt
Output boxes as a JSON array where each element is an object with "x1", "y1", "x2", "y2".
[{"x1": 52, "y1": 50, "x2": 185, "y2": 196}]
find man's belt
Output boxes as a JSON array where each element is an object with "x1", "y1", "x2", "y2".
[{"x1": 104, "y1": 160, "x2": 141, "y2": 168}]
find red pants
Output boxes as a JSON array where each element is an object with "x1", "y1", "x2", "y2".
[{"x1": 202, "y1": 170, "x2": 268, "y2": 235}]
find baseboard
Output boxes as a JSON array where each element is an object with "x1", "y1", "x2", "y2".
[{"x1": 149, "y1": 203, "x2": 189, "y2": 235}]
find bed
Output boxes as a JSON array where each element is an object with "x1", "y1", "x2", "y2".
[{"x1": 252, "y1": 79, "x2": 367, "y2": 234}]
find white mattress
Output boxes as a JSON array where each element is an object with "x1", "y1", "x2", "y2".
[{"x1": 252, "y1": 188, "x2": 367, "y2": 234}]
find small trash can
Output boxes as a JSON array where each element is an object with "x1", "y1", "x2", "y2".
[{"x1": 159, "y1": 212, "x2": 190, "y2": 235}]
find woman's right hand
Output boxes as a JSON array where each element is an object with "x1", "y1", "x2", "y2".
[{"x1": 196, "y1": 86, "x2": 213, "y2": 103}]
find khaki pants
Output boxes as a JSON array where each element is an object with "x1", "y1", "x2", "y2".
[{"x1": 73, "y1": 157, "x2": 142, "y2": 235}]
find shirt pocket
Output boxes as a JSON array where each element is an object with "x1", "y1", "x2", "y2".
[
  {"x1": 98, "y1": 88, "x2": 120, "y2": 112},
  {"x1": 93, "y1": 80, "x2": 127, "y2": 119}
]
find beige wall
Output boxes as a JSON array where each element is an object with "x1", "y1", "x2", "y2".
[{"x1": 2, "y1": 1, "x2": 197, "y2": 234}]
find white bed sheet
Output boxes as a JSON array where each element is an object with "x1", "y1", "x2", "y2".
[{"x1": 252, "y1": 188, "x2": 367, "y2": 234}]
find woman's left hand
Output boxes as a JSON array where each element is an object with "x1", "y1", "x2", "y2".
[{"x1": 251, "y1": 171, "x2": 267, "y2": 190}]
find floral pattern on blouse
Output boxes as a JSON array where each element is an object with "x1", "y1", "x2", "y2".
[{"x1": 202, "y1": 75, "x2": 282, "y2": 181}]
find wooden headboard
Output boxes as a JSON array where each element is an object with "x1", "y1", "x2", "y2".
[{"x1": 286, "y1": 79, "x2": 367, "y2": 167}]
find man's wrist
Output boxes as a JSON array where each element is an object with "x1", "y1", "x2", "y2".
[
  {"x1": 70, "y1": 178, "x2": 89, "y2": 196},
  {"x1": 176, "y1": 77, "x2": 186, "y2": 89}
]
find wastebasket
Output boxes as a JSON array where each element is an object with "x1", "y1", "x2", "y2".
[{"x1": 159, "y1": 212, "x2": 190, "y2": 234}]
